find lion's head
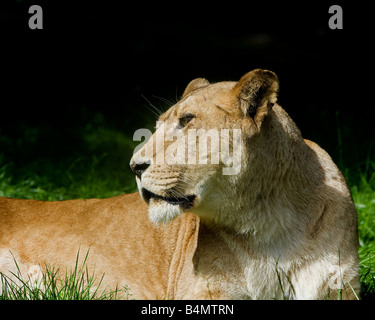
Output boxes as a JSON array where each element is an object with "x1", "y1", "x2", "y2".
[{"x1": 130, "y1": 69, "x2": 301, "y2": 231}]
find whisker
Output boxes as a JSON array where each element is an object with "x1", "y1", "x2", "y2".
[
  {"x1": 152, "y1": 95, "x2": 174, "y2": 108},
  {"x1": 170, "y1": 184, "x2": 186, "y2": 196},
  {"x1": 168, "y1": 183, "x2": 192, "y2": 199},
  {"x1": 141, "y1": 94, "x2": 164, "y2": 118},
  {"x1": 177, "y1": 178, "x2": 193, "y2": 187},
  {"x1": 144, "y1": 104, "x2": 160, "y2": 119},
  {"x1": 176, "y1": 177, "x2": 195, "y2": 188},
  {"x1": 178, "y1": 173, "x2": 196, "y2": 185}
]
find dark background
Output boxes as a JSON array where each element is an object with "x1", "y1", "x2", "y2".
[{"x1": 0, "y1": 0, "x2": 373, "y2": 186}]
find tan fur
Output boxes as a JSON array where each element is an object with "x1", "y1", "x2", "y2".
[{"x1": 0, "y1": 69, "x2": 359, "y2": 299}]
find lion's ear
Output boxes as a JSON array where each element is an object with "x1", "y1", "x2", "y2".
[
  {"x1": 232, "y1": 69, "x2": 279, "y2": 119},
  {"x1": 182, "y1": 78, "x2": 210, "y2": 98}
]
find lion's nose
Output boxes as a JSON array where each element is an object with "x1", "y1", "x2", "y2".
[{"x1": 130, "y1": 162, "x2": 150, "y2": 179}]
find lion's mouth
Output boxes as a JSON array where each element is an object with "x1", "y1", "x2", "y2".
[{"x1": 141, "y1": 188, "x2": 196, "y2": 210}]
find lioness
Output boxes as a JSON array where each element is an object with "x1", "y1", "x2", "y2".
[{"x1": 0, "y1": 69, "x2": 359, "y2": 299}]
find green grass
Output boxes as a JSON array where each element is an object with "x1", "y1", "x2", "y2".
[
  {"x1": 351, "y1": 162, "x2": 375, "y2": 299},
  {"x1": 0, "y1": 249, "x2": 132, "y2": 300},
  {"x1": 0, "y1": 114, "x2": 138, "y2": 201},
  {"x1": 0, "y1": 154, "x2": 135, "y2": 201}
]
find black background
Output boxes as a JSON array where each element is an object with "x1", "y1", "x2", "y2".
[{"x1": 0, "y1": 0, "x2": 372, "y2": 172}]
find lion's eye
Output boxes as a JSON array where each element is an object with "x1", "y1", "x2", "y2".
[{"x1": 177, "y1": 113, "x2": 195, "y2": 129}]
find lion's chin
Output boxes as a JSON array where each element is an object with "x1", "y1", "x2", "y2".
[{"x1": 147, "y1": 198, "x2": 182, "y2": 224}]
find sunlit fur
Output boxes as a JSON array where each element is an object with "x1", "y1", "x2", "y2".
[
  {"x1": 131, "y1": 69, "x2": 360, "y2": 299},
  {"x1": 1, "y1": 70, "x2": 360, "y2": 299}
]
